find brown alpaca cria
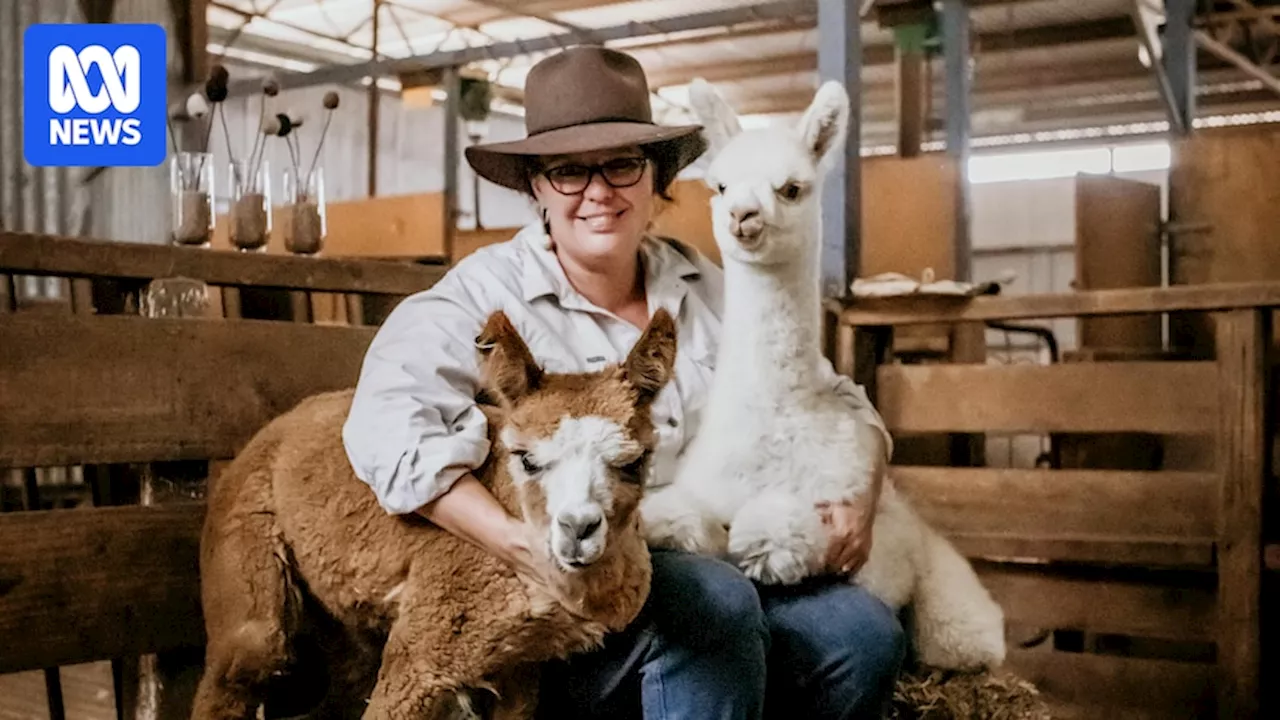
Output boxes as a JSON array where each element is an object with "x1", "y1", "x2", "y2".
[{"x1": 192, "y1": 308, "x2": 678, "y2": 720}]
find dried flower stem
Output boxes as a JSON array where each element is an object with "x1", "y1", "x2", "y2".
[
  {"x1": 249, "y1": 94, "x2": 269, "y2": 177},
  {"x1": 304, "y1": 111, "x2": 333, "y2": 182},
  {"x1": 166, "y1": 115, "x2": 180, "y2": 159},
  {"x1": 217, "y1": 103, "x2": 234, "y2": 163},
  {"x1": 285, "y1": 132, "x2": 301, "y2": 180}
]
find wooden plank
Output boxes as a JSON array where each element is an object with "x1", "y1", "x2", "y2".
[
  {"x1": 1214, "y1": 309, "x2": 1267, "y2": 720},
  {"x1": 830, "y1": 280, "x2": 1280, "y2": 327},
  {"x1": 861, "y1": 155, "x2": 959, "y2": 280},
  {"x1": 1007, "y1": 649, "x2": 1215, "y2": 719},
  {"x1": 1075, "y1": 174, "x2": 1163, "y2": 350},
  {"x1": 877, "y1": 362, "x2": 1219, "y2": 434},
  {"x1": 1169, "y1": 127, "x2": 1280, "y2": 351},
  {"x1": 976, "y1": 562, "x2": 1217, "y2": 641},
  {"x1": 0, "y1": 314, "x2": 374, "y2": 466},
  {"x1": 0, "y1": 231, "x2": 446, "y2": 295},
  {"x1": 894, "y1": 466, "x2": 1217, "y2": 544},
  {"x1": 949, "y1": 532, "x2": 1213, "y2": 567},
  {"x1": 0, "y1": 505, "x2": 205, "y2": 675}
]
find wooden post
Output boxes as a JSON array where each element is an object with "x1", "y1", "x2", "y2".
[
  {"x1": 345, "y1": 294, "x2": 365, "y2": 326},
  {"x1": 0, "y1": 274, "x2": 14, "y2": 313},
  {"x1": 893, "y1": 24, "x2": 928, "y2": 158},
  {"x1": 851, "y1": 326, "x2": 893, "y2": 406},
  {"x1": 1215, "y1": 308, "x2": 1268, "y2": 720}
]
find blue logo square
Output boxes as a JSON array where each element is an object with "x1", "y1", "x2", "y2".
[{"x1": 24, "y1": 23, "x2": 168, "y2": 167}]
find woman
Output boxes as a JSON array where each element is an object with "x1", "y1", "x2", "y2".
[{"x1": 342, "y1": 46, "x2": 905, "y2": 720}]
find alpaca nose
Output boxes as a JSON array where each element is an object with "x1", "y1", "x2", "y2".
[
  {"x1": 729, "y1": 205, "x2": 763, "y2": 239},
  {"x1": 730, "y1": 206, "x2": 759, "y2": 226},
  {"x1": 558, "y1": 509, "x2": 603, "y2": 541}
]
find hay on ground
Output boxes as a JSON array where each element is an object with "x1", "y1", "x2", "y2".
[{"x1": 890, "y1": 667, "x2": 1054, "y2": 720}]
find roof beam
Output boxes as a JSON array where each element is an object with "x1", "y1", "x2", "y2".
[
  {"x1": 226, "y1": 0, "x2": 815, "y2": 96},
  {"x1": 642, "y1": 16, "x2": 1136, "y2": 90},
  {"x1": 436, "y1": 0, "x2": 635, "y2": 28},
  {"x1": 645, "y1": 52, "x2": 818, "y2": 88}
]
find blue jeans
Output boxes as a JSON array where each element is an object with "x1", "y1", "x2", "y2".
[{"x1": 536, "y1": 550, "x2": 906, "y2": 720}]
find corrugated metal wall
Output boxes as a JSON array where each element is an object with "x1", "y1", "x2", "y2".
[
  {"x1": 0, "y1": 0, "x2": 185, "y2": 305},
  {"x1": 88, "y1": 0, "x2": 190, "y2": 247},
  {"x1": 0, "y1": 0, "x2": 83, "y2": 299}
]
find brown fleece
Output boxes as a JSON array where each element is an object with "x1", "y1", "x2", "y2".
[{"x1": 191, "y1": 309, "x2": 677, "y2": 720}]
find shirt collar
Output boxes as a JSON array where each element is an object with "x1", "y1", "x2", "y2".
[{"x1": 518, "y1": 223, "x2": 702, "y2": 308}]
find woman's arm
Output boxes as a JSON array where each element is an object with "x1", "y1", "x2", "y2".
[
  {"x1": 416, "y1": 473, "x2": 538, "y2": 578},
  {"x1": 342, "y1": 273, "x2": 494, "y2": 515}
]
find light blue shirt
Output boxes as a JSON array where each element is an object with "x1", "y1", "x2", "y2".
[{"x1": 342, "y1": 223, "x2": 889, "y2": 515}]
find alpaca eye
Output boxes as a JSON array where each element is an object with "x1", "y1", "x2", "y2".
[
  {"x1": 512, "y1": 451, "x2": 542, "y2": 475},
  {"x1": 778, "y1": 182, "x2": 804, "y2": 201},
  {"x1": 615, "y1": 451, "x2": 650, "y2": 484},
  {"x1": 714, "y1": 182, "x2": 726, "y2": 194}
]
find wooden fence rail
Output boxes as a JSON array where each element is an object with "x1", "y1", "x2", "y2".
[{"x1": 828, "y1": 286, "x2": 1276, "y2": 720}]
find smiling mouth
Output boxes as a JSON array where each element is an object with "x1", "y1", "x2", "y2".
[{"x1": 577, "y1": 209, "x2": 626, "y2": 221}]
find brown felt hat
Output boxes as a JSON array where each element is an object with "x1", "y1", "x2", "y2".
[{"x1": 464, "y1": 45, "x2": 706, "y2": 192}]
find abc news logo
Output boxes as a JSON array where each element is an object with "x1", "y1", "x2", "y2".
[
  {"x1": 24, "y1": 24, "x2": 166, "y2": 167},
  {"x1": 48, "y1": 44, "x2": 144, "y2": 147}
]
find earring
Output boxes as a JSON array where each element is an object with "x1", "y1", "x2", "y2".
[{"x1": 540, "y1": 207, "x2": 554, "y2": 249}]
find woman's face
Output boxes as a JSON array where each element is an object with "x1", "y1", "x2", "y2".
[{"x1": 531, "y1": 146, "x2": 656, "y2": 269}]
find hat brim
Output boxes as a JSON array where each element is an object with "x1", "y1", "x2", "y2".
[{"x1": 464, "y1": 121, "x2": 706, "y2": 192}]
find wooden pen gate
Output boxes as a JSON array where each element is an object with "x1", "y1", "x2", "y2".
[
  {"x1": 827, "y1": 284, "x2": 1278, "y2": 720},
  {"x1": 0, "y1": 231, "x2": 445, "y2": 718}
]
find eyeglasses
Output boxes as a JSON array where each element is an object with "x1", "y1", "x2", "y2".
[{"x1": 541, "y1": 156, "x2": 648, "y2": 195}]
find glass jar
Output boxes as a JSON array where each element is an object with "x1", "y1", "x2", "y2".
[
  {"x1": 282, "y1": 167, "x2": 326, "y2": 255},
  {"x1": 170, "y1": 150, "x2": 215, "y2": 247},
  {"x1": 229, "y1": 159, "x2": 271, "y2": 251}
]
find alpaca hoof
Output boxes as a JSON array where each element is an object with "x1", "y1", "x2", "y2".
[
  {"x1": 644, "y1": 513, "x2": 728, "y2": 557},
  {"x1": 735, "y1": 546, "x2": 809, "y2": 586}
]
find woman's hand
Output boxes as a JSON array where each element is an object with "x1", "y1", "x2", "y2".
[
  {"x1": 816, "y1": 497, "x2": 875, "y2": 575},
  {"x1": 497, "y1": 518, "x2": 547, "y2": 582}
]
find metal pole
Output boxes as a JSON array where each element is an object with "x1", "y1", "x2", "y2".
[
  {"x1": 942, "y1": 0, "x2": 972, "y2": 282},
  {"x1": 367, "y1": 0, "x2": 380, "y2": 196},
  {"x1": 817, "y1": 0, "x2": 861, "y2": 300},
  {"x1": 1164, "y1": 0, "x2": 1196, "y2": 134},
  {"x1": 443, "y1": 66, "x2": 460, "y2": 262}
]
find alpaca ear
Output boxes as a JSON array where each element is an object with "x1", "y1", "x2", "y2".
[
  {"x1": 798, "y1": 80, "x2": 850, "y2": 168},
  {"x1": 475, "y1": 311, "x2": 543, "y2": 405},
  {"x1": 621, "y1": 308, "x2": 677, "y2": 405},
  {"x1": 687, "y1": 78, "x2": 741, "y2": 156}
]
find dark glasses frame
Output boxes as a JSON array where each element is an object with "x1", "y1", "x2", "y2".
[{"x1": 539, "y1": 156, "x2": 649, "y2": 195}]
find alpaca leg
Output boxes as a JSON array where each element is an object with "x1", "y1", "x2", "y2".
[
  {"x1": 849, "y1": 489, "x2": 922, "y2": 611},
  {"x1": 361, "y1": 590, "x2": 526, "y2": 720},
  {"x1": 360, "y1": 618, "x2": 472, "y2": 720},
  {"x1": 639, "y1": 482, "x2": 729, "y2": 556},
  {"x1": 909, "y1": 524, "x2": 1007, "y2": 670},
  {"x1": 489, "y1": 663, "x2": 541, "y2": 720},
  {"x1": 727, "y1": 491, "x2": 826, "y2": 585},
  {"x1": 192, "y1": 493, "x2": 295, "y2": 719}
]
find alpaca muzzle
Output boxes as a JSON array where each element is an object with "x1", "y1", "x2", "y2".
[
  {"x1": 552, "y1": 506, "x2": 608, "y2": 568},
  {"x1": 729, "y1": 207, "x2": 764, "y2": 244}
]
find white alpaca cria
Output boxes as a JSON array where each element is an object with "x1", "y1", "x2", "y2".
[{"x1": 640, "y1": 78, "x2": 1006, "y2": 671}]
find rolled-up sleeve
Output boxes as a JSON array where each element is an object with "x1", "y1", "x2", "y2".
[
  {"x1": 818, "y1": 358, "x2": 894, "y2": 464},
  {"x1": 342, "y1": 272, "x2": 495, "y2": 515}
]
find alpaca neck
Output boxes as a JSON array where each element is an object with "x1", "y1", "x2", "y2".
[{"x1": 715, "y1": 231, "x2": 824, "y2": 395}]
